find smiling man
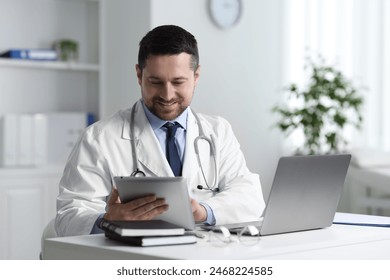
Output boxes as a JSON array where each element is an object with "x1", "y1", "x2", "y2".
[
  {"x1": 137, "y1": 52, "x2": 199, "y2": 121},
  {"x1": 55, "y1": 25, "x2": 265, "y2": 237}
]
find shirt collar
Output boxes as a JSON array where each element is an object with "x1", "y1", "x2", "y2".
[{"x1": 141, "y1": 101, "x2": 188, "y2": 131}]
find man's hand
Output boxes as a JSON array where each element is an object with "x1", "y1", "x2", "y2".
[
  {"x1": 191, "y1": 198, "x2": 207, "y2": 222},
  {"x1": 104, "y1": 188, "x2": 169, "y2": 221}
]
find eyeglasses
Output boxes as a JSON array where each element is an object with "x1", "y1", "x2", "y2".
[{"x1": 204, "y1": 225, "x2": 260, "y2": 247}]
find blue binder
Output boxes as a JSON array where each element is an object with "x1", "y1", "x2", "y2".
[{"x1": 0, "y1": 49, "x2": 57, "y2": 61}]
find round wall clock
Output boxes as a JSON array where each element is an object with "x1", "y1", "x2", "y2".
[{"x1": 208, "y1": 0, "x2": 242, "y2": 29}]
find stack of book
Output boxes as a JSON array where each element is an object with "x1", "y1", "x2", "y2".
[{"x1": 99, "y1": 219, "x2": 197, "y2": 247}]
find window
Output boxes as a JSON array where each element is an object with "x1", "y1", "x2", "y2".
[{"x1": 282, "y1": 0, "x2": 390, "y2": 152}]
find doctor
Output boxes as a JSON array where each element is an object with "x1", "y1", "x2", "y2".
[{"x1": 55, "y1": 25, "x2": 265, "y2": 237}]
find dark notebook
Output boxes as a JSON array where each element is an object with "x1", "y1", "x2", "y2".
[
  {"x1": 98, "y1": 219, "x2": 185, "y2": 237},
  {"x1": 104, "y1": 230, "x2": 197, "y2": 247}
]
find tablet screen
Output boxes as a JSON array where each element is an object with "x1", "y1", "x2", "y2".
[{"x1": 113, "y1": 176, "x2": 195, "y2": 230}]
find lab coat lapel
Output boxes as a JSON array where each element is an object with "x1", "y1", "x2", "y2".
[
  {"x1": 182, "y1": 110, "x2": 206, "y2": 187},
  {"x1": 123, "y1": 100, "x2": 173, "y2": 177}
]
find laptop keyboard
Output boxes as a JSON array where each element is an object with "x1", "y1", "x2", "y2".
[{"x1": 200, "y1": 218, "x2": 264, "y2": 233}]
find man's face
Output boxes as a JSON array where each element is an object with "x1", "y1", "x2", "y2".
[{"x1": 136, "y1": 53, "x2": 200, "y2": 121}]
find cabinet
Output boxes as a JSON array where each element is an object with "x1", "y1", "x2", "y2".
[
  {"x1": 0, "y1": 0, "x2": 102, "y2": 259},
  {"x1": 0, "y1": 166, "x2": 62, "y2": 259}
]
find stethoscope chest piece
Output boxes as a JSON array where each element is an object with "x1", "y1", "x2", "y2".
[{"x1": 130, "y1": 168, "x2": 146, "y2": 177}]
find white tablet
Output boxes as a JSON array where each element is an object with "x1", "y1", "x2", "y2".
[{"x1": 113, "y1": 176, "x2": 195, "y2": 230}]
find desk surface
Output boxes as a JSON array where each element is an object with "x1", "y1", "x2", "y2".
[{"x1": 44, "y1": 221, "x2": 390, "y2": 260}]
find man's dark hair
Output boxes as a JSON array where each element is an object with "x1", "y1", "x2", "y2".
[{"x1": 138, "y1": 25, "x2": 199, "y2": 71}]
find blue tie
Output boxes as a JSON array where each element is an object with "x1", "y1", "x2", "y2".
[{"x1": 163, "y1": 122, "x2": 182, "y2": 176}]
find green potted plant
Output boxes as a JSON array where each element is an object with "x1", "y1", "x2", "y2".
[
  {"x1": 272, "y1": 59, "x2": 364, "y2": 155},
  {"x1": 53, "y1": 39, "x2": 79, "y2": 62}
]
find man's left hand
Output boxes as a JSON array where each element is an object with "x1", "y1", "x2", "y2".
[{"x1": 191, "y1": 198, "x2": 207, "y2": 222}]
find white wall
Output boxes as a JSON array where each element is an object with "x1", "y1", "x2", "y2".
[
  {"x1": 102, "y1": 0, "x2": 285, "y2": 197},
  {"x1": 100, "y1": 0, "x2": 151, "y2": 118}
]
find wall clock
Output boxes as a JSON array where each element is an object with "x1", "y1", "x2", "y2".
[{"x1": 208, "y1": 0, "x2": 242, "y2": 29}]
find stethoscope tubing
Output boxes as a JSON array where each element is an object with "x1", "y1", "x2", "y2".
[{"x1": 129, "y1": 101, "x2": 219, "y2": 192}]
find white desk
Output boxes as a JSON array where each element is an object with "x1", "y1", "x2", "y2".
[{"x1": 43, "y1": 221, "x2": 390, "y2": 260}]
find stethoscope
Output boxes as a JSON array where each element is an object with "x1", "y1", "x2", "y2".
[{"x1": 129, "y1": 101, "x2": 220, "y2": 193}]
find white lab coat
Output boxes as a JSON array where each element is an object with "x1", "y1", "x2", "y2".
[{"x1": 55, "y1": 100, "x2": 265, "y2": 236}]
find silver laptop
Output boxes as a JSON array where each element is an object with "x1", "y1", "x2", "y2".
[
  {"x1": 114, "y1": 176, "x2": 195, "y2": 230},
  {"x1": 203, "y1": 154, "x2": 351, "y2": 236}
]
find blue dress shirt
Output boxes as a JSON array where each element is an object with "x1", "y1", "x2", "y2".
[{"x1": 142, "y1": 102, "x2": 187, "y2": 161}]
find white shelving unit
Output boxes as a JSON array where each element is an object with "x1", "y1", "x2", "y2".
[
  {"x1": 0, "y1": 0, "x2": 102, "y2": 259},
  {"x1": 0, "y1": 0, "x2": 101, "y2": 116},
  {"x1": 0, "y1": 0, "x2": 154, "y2": 260},
  {"x1": 0, "y1": 58, "x2": 100, "y2": 72}
]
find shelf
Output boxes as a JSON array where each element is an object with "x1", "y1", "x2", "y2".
[
  {"x1": 0, "y1": 58, "x2": 99, "y2": 72},
  {"x1": 0, "y1": 165, "x2": 64, "y2": 178},
  {"x1": 57, "y1": 0, "x2": 100, "y2": 2}
]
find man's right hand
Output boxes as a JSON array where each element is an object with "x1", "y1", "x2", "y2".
[{"x1": 104, "y1": 188, "x2": 169, "y2": 221}]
